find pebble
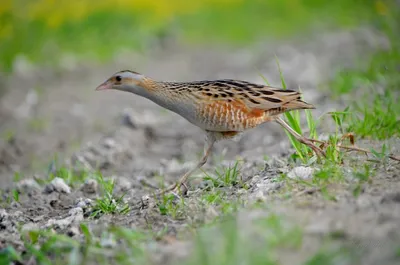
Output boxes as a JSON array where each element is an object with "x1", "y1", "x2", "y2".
[
  {"x1": 103, "y1": 138, "x2": 117, "y2": 149},
  {"x1": 120, "y1": 108, "x2": 137, "y2": 129},
  {"x1": 269, "y1": 157, "x2": 287, "y2": 168},
  {"x1": 0, "y1": 209, "x2": 8, "y2": 220},
  {"x1": 287, "y1": 166, "x2": 314, "y2": 180},
  {"x1": 120, "y1": 108, "x2": 160, "y2": 128},
  {"x1": 75, "y1": 198, "x2": 93, "y2": 209},
  {"x1": 0, "y1": 210, "x2": 25, "y2": 233},
  {"x1": 67, "y1": 226, "x2": 81, "y2": 237},
  {"x1": 80, "y1": 178, "x2": 98, "y2": 194},
  {"x1": 256, "y1": 181, "x2": 282, "y2": 193},
  {"x1": 44, "y1": 177, "x2": 71, "y2": 194},
  {"x1": 69, "y1": 207, "x2": 84, "y2": 216}
]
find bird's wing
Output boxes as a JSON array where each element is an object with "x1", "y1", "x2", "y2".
[{"x1": 192, "y1": 79, "x2": 315, "y2": 112}]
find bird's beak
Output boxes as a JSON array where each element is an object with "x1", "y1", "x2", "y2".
[{"x1": 95, "y1": 81, "x2": 112, "y2": 91}]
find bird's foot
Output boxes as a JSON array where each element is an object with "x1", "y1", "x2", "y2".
[
  {"x1": 303, "y1": 138, "x2": 326, "y2": 158},
  {"x1": 171, "y1": 181, "x2": 189, "y2": 196}
]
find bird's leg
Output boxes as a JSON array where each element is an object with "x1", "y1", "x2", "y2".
[
  {"x1": 173, "y1": 133, "x2": 216, "y2": 193},
  {"x1": 275, "y1": 117, "x2": 326, "y2": 157},
  {"x1": 154, "y1": 132, "x2": 216, "y2": 196}
]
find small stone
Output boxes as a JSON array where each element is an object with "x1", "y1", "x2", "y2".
[
  {"x1": 76, "y1": 198, "x2": 93, "y2": 209},
  {"x1": 255, "y1": 181, "x2": 282, "y2": 193},
  {"x1": 43, "y1": 184, "x2": 55, "y2": 194},
  {"x1": 0, "y1": 209, "x2": 8, "y2": 219},
  {"x1": 120, "y1": 108, "x2": 137, "y2": 129},
  {"x1": 237, "y1": 189, "x2": 247, "y2": 195},
  {"x1": 12, "y1": 211, "x2": 23, "y2": 219},
  {"x1": 10, "y1": 201, "x2": 20, "y2": 208},
  {"x1": 69, "y1": 207, "x2": 83, "y2": 216},
  {"x1": 103, "y1": 138, "x2": 117, "y2": 149},
  {"x1": 269, "y1": 157, "x2": 286, "y2": 168},
  {"x1": 248, "y1": 175, "x2": 261, "y2": 186},
  {"x1": 0, "y1": 210, "x2": 23, "y2": 233},
  {"x1": 287, "y1": 166, "x2": 314, "y2": 180},
  {"x1": 67, "y1": 226, "x2": 81, "y2": 237},
  {"x1": 81, "y1": 179, "x2": 98, "y2": 194},
  {"x1": 45, "y1": 177, "x2": 71, "y2": 194},
  {"x1": 120, "y1": 108, "x2": 159, "y2": 128}
]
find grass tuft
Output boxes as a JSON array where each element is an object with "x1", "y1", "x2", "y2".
[
  {"x1": 47, "y1": 166, "x2": 91, "y2": 188},
  {"x1": 157, "y1": 193, "x2": 186, "y2": 219},
  {"x1": 3, "y1": 225, "x2": 151, "y2": 265},
  {"x1": 203, "y1": 161, "x2": 243, "y2": 188},
  {"x1": 329, "y1": 11, "x2": 400, "y2": 140},
  {"x1": 346, "y1": 90, "x2": 399, "y2": 140},
  {"x1": 90, "y1": 173, "x2": 130, "y2": 218}
]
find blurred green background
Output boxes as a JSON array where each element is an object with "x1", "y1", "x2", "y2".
[{"x1": 0, "y1": 0, "x2": 390, "y2": 72}]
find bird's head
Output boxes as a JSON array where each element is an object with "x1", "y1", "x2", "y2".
[{"x1": 95, "y1": 70, "x2": 147, "y2": 94}]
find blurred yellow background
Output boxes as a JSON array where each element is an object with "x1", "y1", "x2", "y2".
[{"x1": 0, "y1": 0, "x2": 390, "y2": 72}]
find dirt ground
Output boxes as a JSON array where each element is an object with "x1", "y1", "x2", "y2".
[{"x1": 0, "y1": 28, "x2": 399, "y2": 265}]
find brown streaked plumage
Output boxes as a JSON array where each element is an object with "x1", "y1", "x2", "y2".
[{"x1": 96, "y1": 70, "x2": 325, "y2": 195}]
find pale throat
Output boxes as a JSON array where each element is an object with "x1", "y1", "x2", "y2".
[
  {"x1": 127, "y1": 82, "x2": 196, "y2": 123},
  {"x1": 124, "y1": 82, "x2": 174, "y2": 108}
]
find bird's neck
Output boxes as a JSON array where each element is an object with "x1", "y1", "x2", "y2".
[{"x1": 129, "y1": 79, "x2": 179, "y2": 111}]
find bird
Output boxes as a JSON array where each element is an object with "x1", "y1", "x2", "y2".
[{"x1": 96, "y1": 70, "x2": 325, "y2": 194}]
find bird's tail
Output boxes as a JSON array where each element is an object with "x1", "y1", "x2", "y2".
[{"x1": 283, "y1": 98, "x2": 315, "y2": 110}]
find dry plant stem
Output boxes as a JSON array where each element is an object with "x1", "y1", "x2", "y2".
[
  {"x1": 275, "y1": 117, "x2": 326, "y2": 157},
  {"x1": 308, "y1": 138, "x2": 400, "y2": 162}
]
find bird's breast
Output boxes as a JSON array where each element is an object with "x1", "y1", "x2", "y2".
[
  {"x1": 139, "y1": 90, "x2": 267, "y2": 132},
  {"x1": 142, "y1": 92, "x2": 200, "y2": 125},
  {"x1": 194, "y1": 100, "x2": 267, "y2": 131}
]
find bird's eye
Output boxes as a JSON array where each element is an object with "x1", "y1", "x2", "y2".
[{"x1": 115, "y1": 76, "x2": 122, "y2": 82}]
